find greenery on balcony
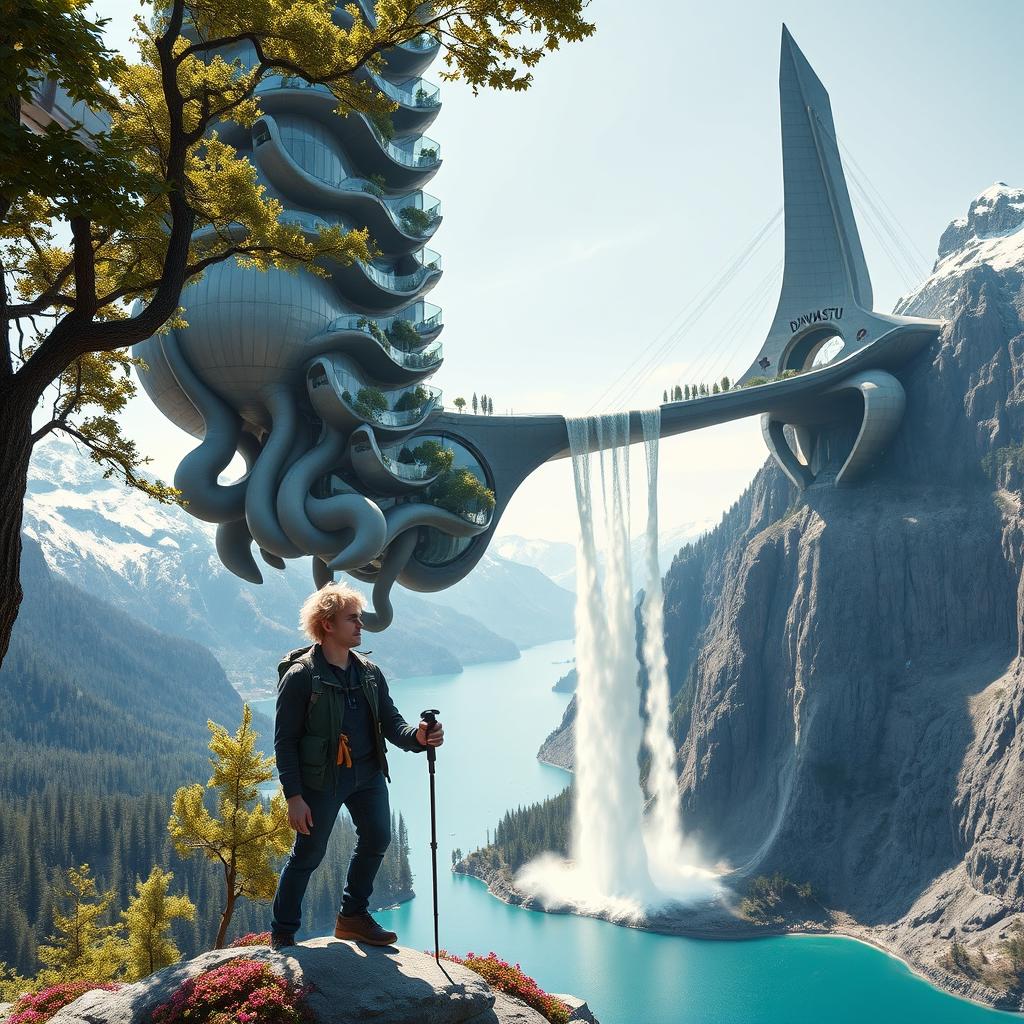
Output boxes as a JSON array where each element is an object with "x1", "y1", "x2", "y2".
[
  {"x1": 417, "y1": 146, "x2": 438, "y2": 164},
  {"x1": 388, "y1": 318, "x2": 422, "y2": 347},
  {"x1": 393, "y1": 384, "x2": 431, "y2": 412},
  {"x1": 361, "y1": 174, "x2": 387, "y2": 197},
  {"x1": 354, "y1": 316, "x2": 426, "y2": 353},
  {"x1": 398, "y1": 205, "x2": 439, "y2": 235},
  {"x1": 425, "y1": 466, "x2": 495, "y2": 518},
  {"x1": 339, "y1": 387, "x2": 389, "y2": 422},
  {"x1": 339, "y1": 385, "x2": 432, "y2": 422}
]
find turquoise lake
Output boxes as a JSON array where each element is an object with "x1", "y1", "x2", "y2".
[{"x1": 254, "y1": 637, "x2": 1019, "y2": 1024}]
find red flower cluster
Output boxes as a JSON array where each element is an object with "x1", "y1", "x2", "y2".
[
  {"x1": 8, "y1": 981, "x2": 121, "y2": 1024},
  {"x1": 229, "y1": 932, "x2": 273, "y2": 948},
  {"x1": 151, "y1": 958, "x2": 314, "y2": 1024},
  {"x1": 435, "y1": 950, "x2": 571, "y2": 1024}
]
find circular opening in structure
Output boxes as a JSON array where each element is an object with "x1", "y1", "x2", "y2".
[
  {"x1": 408, "y1": 433, "x2": 493, "y2": 568},
  {"x1": 810, "y1": 334, "x2": 845, "y2": 369},
  {"x1": 783, "y1": 329, "x2": 847, "y2": 373}
]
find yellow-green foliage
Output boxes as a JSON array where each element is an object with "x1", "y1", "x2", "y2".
[
  {"x1": 3, "y1": 0, "x2": 593, "y2": 505},
  {"x1": 168, "y1": 705, "x2": 292, "y2": 948},
  {"x1": 120, "y1": 868, "x2": 196, "y2": 981},
  {"x1": 35, "y1": 865, "x2": 124, "y2": 985},
  {"x1": 0, "y1": 962, "x2": 34, "y2": 1002}
]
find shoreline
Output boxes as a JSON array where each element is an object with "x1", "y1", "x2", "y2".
[{"x1": 454, "y1": 861, "x2": 1024, "y2": 1015}]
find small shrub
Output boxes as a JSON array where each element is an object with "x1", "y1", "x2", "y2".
[
  {"x1": 398, "y1": 206, "x2": 437, "y2": 235},
  {"x1": 387, "y1": 319, "x2": 421, "y2": 347},
  {"x1": 151, "y1": 958, "x2": 313, "y2": 1024},
  {"x1": 436, "y1": 951, "x2": 570, "y2": 1024},
  {"x1": 9, "y1": 981, "x2": 121, "y2": 1024},
  {"x1": 1003, "y1": 922, "x2": 1024, "y2": 974},
  {"x1": 740, "y1": 872, "x2": 816, "y2": 923},
  {"x1": 982, "y1": 444, "x2": 1024, "y2": 483},
  {"x1": 229, "y1": 932, "x2": 272, "y2": 948}
]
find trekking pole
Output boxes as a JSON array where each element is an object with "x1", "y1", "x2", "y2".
[{"x1": 420, "y1": 708, "x2": 441, "y2": 964}]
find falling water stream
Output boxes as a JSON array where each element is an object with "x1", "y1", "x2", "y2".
[{"x1": 517, "y1": 410, "x2": 717, "y2": 915}]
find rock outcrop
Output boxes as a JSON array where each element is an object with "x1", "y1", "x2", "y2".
[{"x1": 3, "y1": 940, "x2": 599, "y2": 1024}]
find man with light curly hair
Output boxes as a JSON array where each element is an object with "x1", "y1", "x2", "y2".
[{"x1": 269, "y1": 582, "x2": 444, "y2": 949}]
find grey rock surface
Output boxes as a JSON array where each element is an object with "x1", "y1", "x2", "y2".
[
  {"x1": 534, "y1": 186, "x2": 1024, "y2": 1006},
  {"x1": 537, "y1": 695, "x2": 575, "y2": 770},
  {"x1": 550, "y1": 993, "x2": 599, "y2": 1022},
  {"x1": 43, "y1": 941, "x2": 597, "y2": 1024},
  {"x1": 47, "y1": 942, "x2": 493, "y2": 1024}
]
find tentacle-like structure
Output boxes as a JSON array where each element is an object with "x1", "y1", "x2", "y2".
[
  {"x1": 360, "y1": 527, "x2": 420, "y2": 632},
  {"x1": 277, "y1": 423, "x2": 378, "y2": 561},
  {"x1": 214, "y1": 430, "x2": 267, "y2": 583},
  {"x1": 312, "y1": 557, "x2": 334, "y2": 589},
  {"x1": 160, "y1": 331, "x2": 247, "y2": 523},
  {"x1": 314, "y1": 495, "x2": 388, "y2": 571},
  {"x1": 245, "y1": 390, "x2": 305, "y2": 558},
  {"x1": 216, "y1": 518, "x2": 264, "y2": 584}
]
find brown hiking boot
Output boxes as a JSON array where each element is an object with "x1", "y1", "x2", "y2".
[{"x1": 334, "y1": 911, "x2": 397, "y2": 946}]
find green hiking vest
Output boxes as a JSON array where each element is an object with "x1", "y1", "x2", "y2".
[{"x1": 280, "y1": 645, "x2": 391, "y2": 791}]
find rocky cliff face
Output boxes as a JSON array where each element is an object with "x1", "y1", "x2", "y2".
[
  {"x1": 673, "y1": 183, "x2": 1024, "y2": 999},
  {"x1": 539, "y1": 184, "x2": 1024, "y2": 1004}
]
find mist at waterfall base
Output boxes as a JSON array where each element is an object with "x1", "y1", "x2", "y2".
[{"x1": 515, "y1": 410, "x2": 720, "y2": 921}]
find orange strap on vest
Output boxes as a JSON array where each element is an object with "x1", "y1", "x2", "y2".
[{"x1": 337, "y1": 733, "x2": 353, "y2": 768}]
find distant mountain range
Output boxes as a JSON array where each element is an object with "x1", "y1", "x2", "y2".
[
  {"x1": 22, "y1": 438, "x2": 574, "y2": 695},
  {"x1": 2, "y1": 535, "x2": 263, "y2": 794},
  {"x1": 494, "y1": 520, "x2": 715, "y2": 594}
]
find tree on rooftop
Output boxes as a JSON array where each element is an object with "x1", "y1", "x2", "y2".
[{"x1": 0, "y1": 0, "x2": 596, "y2": 666}]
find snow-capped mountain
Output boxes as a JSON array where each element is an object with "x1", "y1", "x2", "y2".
[
  {"x1": 898, "y1": 182, "x2": 1024, "y2": 318},
  {"x1": 492, "y1": 535, "x2": 577, "y2": 590},
  {"x1": 21, "y1": 438, "x2": 572, "y2": 694}
]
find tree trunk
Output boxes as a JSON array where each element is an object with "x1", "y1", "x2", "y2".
[
  {"x1": 215, "y1": 887, "x2": 236, "y2": 949},
  {"x1": 0, "y1": 394, "x2": 34, "y2": 668}
]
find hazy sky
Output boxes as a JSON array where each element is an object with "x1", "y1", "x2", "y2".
[{"x1": 95, "y1": 0, "x2": 1024, "y2": 543}]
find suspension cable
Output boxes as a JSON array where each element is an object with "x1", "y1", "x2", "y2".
[{"x1": 589, "y1": 210, "x2": 782, "y2": 414}]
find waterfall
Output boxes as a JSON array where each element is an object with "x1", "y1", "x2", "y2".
[
  {"x1": 638, "y1": 409, "x2": 688, "y2": 884},
  {"x1": 566, "y1": 413, "x2": 652, "y2": 900},
  {"x1": 515, "y1": 410, "x2": 718, "y2": 918}
]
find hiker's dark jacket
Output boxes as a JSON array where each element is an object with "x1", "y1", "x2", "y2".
[{"x1": 274, "y1": 644, "x2": 426, "y2": 798}]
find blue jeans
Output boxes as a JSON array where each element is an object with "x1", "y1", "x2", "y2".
[{"x1": 271, "y1": 758, "x2": 391, "y2": 937}]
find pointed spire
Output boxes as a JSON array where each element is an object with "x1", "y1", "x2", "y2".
[{"x1": 777, "y1": 25, "x2": 872, "y2": 309}]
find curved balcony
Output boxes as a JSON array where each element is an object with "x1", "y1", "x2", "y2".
[
  {"x1": 306, "y1": 355, "x2": 442, "y2": 440},
  {"x1": 383, "y1": 32, "x2": 441, "y2": 76},
  {"x1": 251, "y1": 115, "x2": 442, "y2": 255},
  {"x1": 307, "y1": 313, "x2": 443, "y2": 385},
  {"x1": 366, "y1": 70, "x2": 441, "y2": 132},
  {"x1": 348, "y1": 425, "x2": 441, "y2": 496},
  {"x1": 364, "y1": 248, "x2": 442, "y2": 291},
  {"x1": 335, "y1": 248, "x2": 441, "y2": 309},
  {"x1": 251, "y1": 76, "x2": 442, "y2": 189},
  {"x1": 273, "y1": 211, "x2": 441, "y2": 308}
]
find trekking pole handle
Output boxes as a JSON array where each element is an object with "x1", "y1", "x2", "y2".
[{"x1": 420, "y1": 708, "x2": 440, "y2": 765}]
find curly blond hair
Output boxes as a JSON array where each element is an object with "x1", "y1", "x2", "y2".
[{"x1": 299, "y1": 583, "x2": 366, "y2": 643}]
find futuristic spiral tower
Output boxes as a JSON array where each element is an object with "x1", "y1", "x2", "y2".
[
  {"x1": 136, "y1": 23, "x2": 943, "y2": 630},
  {"x1": 137, "y1": 8, "x2": 496, "y2": 628}
]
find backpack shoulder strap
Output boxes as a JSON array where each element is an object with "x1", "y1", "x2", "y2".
[{"x1": 306, "y1": 656, "x2": 326, "y2": 720}]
